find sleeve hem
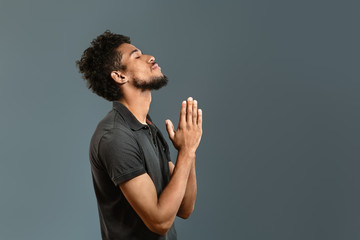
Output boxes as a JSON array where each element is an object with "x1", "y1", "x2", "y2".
[{"x1": 113, "y1": 168, "x2": 147, "y2": 186}]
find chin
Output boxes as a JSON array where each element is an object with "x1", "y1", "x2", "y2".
[{"x1": 155, "y1": 72, "x2": 164, "y2": 78}]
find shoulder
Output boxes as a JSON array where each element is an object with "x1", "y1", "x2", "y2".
[
  {"x1": 93, "y1": 108, "x2": 134, "y2": 140},
  {"x1": 96, "y1": 122, "x2": 144, "y2": 170},
  {"x1": 91, "y1": 109, "x2": 140, "y2": 154},
  {"x1": 100, "y1": 126, "x2": 136, "y2": 147}
]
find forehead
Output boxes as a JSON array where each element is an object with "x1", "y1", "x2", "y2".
[{"x1": 116, "y1": 43, "x2": 139, "y2": 56}]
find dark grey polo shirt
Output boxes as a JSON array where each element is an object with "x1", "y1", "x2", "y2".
[{"x1": 89, "y1": 101, "x2": 177, "y2": 240}]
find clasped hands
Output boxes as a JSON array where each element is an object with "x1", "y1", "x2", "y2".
[{"x1": 165, "y1": 97, "x2": 203, "y2": 154}]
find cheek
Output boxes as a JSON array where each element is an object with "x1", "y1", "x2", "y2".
[
  {"x1": 130, "y1": 69, "x2": 149, "y2": 80},
  {"x1": 126, "y1": 64, "x2": 145, "y2": 76},
  {"x1": 133, "y1": 66, "x2": 152, "y2": 78},
  {"x1": 126, "y1": 62, "x2": 155, "y2": 80}
]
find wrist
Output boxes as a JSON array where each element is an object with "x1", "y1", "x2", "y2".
[{"x1": 178, "y1": 149, "x2": 196, "y2": 159}]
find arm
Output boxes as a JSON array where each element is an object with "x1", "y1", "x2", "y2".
[
  {"x1": 119, "y1": 97, "x2": 202, "y2": 235},
  {"x1": 168, "y1": 160, "x2": 197, "y2": 219},
  {"x1": 120, "y1": 151, "x2": 194, "y2": 235},
  {"x1": 166, "y1": 98, "x2": 201, "y2": 219}
]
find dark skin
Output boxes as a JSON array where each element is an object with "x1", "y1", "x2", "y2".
[{"x1": 111, "y1": 43, "x2": 202, "y2": 235}]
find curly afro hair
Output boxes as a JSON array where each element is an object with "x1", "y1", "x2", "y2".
[{"x1": 76, "y1": 30, "x2": 131, "y2": 101}]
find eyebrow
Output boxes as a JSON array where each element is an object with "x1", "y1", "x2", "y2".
[{"x1": 129, "y1": 49, "x2": 140, "y2": 57}]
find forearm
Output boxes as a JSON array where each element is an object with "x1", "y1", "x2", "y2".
[
  {"x1": 151, "y1": 96, "x2": 202, "y2": 233},
  {"x1": 155, "y1": 151, "x2": 195, "y2": 229},
  {"x1": 177, "y1": 159, "x2": 197, "y2": 218},
  {"x1": 119, "y1": 151, "x2": 195, "y2": 235}
]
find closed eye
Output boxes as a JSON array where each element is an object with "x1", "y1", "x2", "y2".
[{"x1": 130, "y1": 49, "x2": 142, "y2": 59}]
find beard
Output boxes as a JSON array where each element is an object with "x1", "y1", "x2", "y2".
[{"x1": 133, "y1": 75, "x2": 168, "y2": 91}]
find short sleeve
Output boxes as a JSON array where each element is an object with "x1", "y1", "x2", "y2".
[{"x1": 98, "y1": 128, "x2": 146, "y2": 186}]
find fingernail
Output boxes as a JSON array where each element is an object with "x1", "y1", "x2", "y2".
[
  {"x1": 182, "y1": 101, "x2": 186, "y2": 104},
  {"x1": 188, "y1": 97, "x2": 193, "y2": 101},
  {"x1": 194, "y1": 100, "x2": 197, "y2": 105}
]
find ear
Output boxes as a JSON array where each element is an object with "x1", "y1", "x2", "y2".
[{"x1": 111, "y1": 71, "x2": 128, "y2": 84}]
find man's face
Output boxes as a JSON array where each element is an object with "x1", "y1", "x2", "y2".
[{"x1": 116, "y1": 43, "x2": 167, "y2": 90}]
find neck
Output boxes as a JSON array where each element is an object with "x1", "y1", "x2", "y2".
[{"x1": 120, "y1": 90, "x2": 152, "y2": 124}]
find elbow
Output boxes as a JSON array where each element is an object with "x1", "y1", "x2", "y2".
[
  {"x1": 153, "y1": 226, "x2": 170, "y2": 236},
  {"x1": 148, "y1": 220, "x2": 173, "y2": 236}
]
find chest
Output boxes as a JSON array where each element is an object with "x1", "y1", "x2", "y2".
[{"x1": 133, "y1": 128, "x2": 171, "y2": 195}]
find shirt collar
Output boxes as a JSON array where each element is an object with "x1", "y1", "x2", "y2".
[{"x1": 112, "y1": 101, "x2": 151, "y2": 131}]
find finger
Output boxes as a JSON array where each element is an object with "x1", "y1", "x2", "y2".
[
  {"x1": 197, "y1": 109, "x2": 202, "y2": 129},
  {"x1": 187, "y1": 97, "x2": 193, "y2": 124},
  {"x1": 165, "y1": 120, "x2": 175, "y2": 140},
  {"x1": 179, "y1": 100, "x2": 186, "y2": 128},
  {"x1": 193, "y1": 100, "x2": 198, "y2": 124}
]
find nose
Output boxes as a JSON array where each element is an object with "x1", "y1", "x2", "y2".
[{"x1": 148, "y1": 55, "x2": 155, "y2": 63}]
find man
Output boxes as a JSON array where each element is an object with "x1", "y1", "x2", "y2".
[{"x1": 76, "y1": 30, "x2": 202, "y2": 240}]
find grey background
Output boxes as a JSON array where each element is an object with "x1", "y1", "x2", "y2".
[{"x1": 0, "y1": 0, "x2": 359, "y2": 239}]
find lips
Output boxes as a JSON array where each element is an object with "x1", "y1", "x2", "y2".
[{"x1": 151, "y1": 63, "x2": 161, "y2": 70}]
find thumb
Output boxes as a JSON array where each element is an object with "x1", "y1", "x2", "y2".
[{"x1": 165, "y1": 119, "x2": 175, "y2": 140}]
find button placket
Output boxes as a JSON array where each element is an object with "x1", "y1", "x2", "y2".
[{"x1": 147, "y1": 128, "x2": 157, "y2": 147}]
